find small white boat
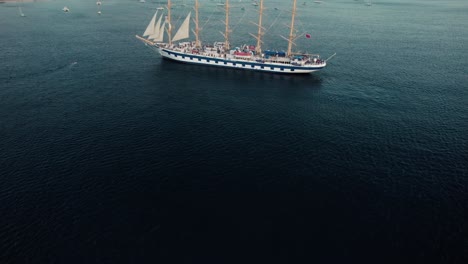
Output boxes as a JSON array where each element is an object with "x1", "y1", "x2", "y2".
[
  {"x1": 139, "y1": 0, "x2": 146, "y2": 3},
  {"x1": 98, "y1": 11, "x2": 102, "y2": 15},
  {"x1": 156, "y1": 7, "x2": 165, "y2": 10},
  {"x1": 96, "y1": 1, "x2": 102, "y2": 5},
  {"x1": 63, "y1": 6, "x2": 70, "y2": 12}
]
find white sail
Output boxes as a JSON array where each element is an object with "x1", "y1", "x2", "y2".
[
  {"x1": 152, "y1": 22, "x2": 166, "y2": 42},
  {"x1": 143, "y1": 11, "x2": 158, "y2": 37},
  {"x1": 172, "y1": 12, "x2": 191, "y2": 42},
  {"x1": 148, "y1": 14, "x2": 164, "y2": 40}
]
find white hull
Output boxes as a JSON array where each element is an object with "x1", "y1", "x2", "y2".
[{"x1": 149, "y1": 45, "x2": 325, "y2": 74}]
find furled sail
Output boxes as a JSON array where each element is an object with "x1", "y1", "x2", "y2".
[
  {"x1": 143, "y1": 10, "x2": 158, "y2": 37},
  {"x1": 148, "y1": 14, "x2": 164, "y2": 40},
  {"x1": 172, "y1": 12, "x2": 191, "y2": 42}
]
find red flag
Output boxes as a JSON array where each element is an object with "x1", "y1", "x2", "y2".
[{"x1": 305, "y1": 33, "x2": 311, "y2": 39}]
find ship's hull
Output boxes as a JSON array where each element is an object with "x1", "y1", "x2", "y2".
[{"x1": 151, "y1": 46, "x2": 325, "y2": 74}]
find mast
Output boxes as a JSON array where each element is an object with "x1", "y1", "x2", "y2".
[
  {"x1": 256, "y1": 0, "x2": 264, "y2": 54},
  {"x1": 249, "y1": 0, "x2": 264, "y2": 54},
  {"x1": 225, "y1": 0, "x2": 230, "y2": 50},
  {"x1": 287, "y1": 0, "x2": 297, "y2": 56},
  {"x1": 167, "y1": 0, "x2": 173, "y2": 45},
  {"x1": 194, "y1": 0, "x2": 200, "y2": 47}
]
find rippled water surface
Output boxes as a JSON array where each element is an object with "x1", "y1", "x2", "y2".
[{"x1": 1, "y1": 0, "x2": 467, "y2": 263}]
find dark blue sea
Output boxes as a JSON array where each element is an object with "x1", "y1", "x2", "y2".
[{"x1": 1, "y1": 0, "x2": 467, "y2": 263}]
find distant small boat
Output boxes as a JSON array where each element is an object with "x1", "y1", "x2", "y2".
[
  {"x1": 314, "y1": 1, "x2": 323, "y2": 3},
  {"x1": 366, "y1": 0, "x2": 372, "y2": 6},
  {"x1": 96, "y1": 1, "x2": 102, "y2": 5},
  {"x1": 98, "y1": 11, "x2": 102, "y2": 15},
  {"x1": 156, "y1": 7, "x2": 165, "y2": 10},
  {"x1": 139, "y1": 0, "x2": 146, "y2": 3},
  {"x1": 18, "y1": 6, "x2": 25, "y2": 17},
  {"x1": 252, "y1": 1, "x2": 258, "y2": 6},
  {"x1": 18, "y1": 0, "x2": 25, "y2": 16},
  {"x1": 63, "y1": 6, "x2": 70, "y2": 12}
]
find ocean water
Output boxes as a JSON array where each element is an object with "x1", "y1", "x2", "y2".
[{"x1": 1, "y1": 0, "x2": 467, "y2": 262}]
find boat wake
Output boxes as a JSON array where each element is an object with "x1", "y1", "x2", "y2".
[
  {"x1": 40, "y1": 61, "x2": 78, "y2": 73},
  {"x1": 3, "y1": 61, "x2": 79, "y2": 82}
]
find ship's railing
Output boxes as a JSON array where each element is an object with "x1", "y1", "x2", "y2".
[{"x1": 164, "y1": 44, "x2": 326, "y2": 67}]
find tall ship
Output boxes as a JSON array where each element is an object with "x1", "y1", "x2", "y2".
[{"x1": 136, "y1": 0, "x2": 332, "y2": 74}]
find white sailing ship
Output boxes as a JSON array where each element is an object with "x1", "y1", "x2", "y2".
[{"x1": 136, "y1": 0, "x2": 330, "y2": 74}]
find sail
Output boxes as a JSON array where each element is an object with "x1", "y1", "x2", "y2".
[
  {"x1": 152, "y1": 22, "x2": 166, "y2": 42},
  {"x1": 172, "y1": 12, "x2": 191, "y2": 42},
  {"x1": 148, "y1": 14, "x2": 164, "y2": 40},
  {"x1": 143, "y1": 11, "x2": 158, "y2": 37}
]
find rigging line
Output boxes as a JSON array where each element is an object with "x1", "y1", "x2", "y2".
[
  {"x1": 230, "y1": 7, "x2": 248, "y2": 32},
  {"x1": 174, "y1": 11, "x2": 183, "y2": 25},
  {"x1": 296, "y1": 12, "x2": 307, "y2": 34},
  {"x1": 200, "y1": 5, "x2": 219, "y2": 33},
  {"x1": 296, "y1": 6, "x2": 315, "y2": 36},
  {"x1": 264, "y1": 9, "x2": 284, "y2": 34},
  {"x1": 172, "y1": 4, "x2": 190, "y2": 27}
]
